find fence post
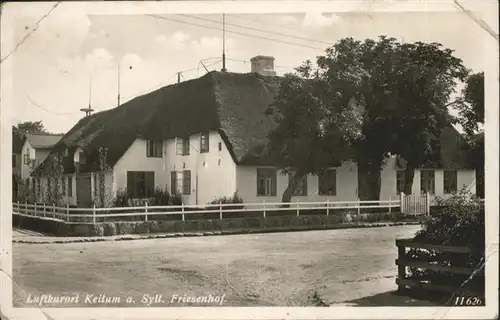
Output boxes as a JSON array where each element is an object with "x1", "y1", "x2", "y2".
[
  {"x1": 42, "y1": 203, "x2": 46, "y2": 217},
  {"x1": 426, "y1": 192, "x2": 431, "y2": 216},
  {"x1": 180, "y1": 202, "x2": 185, "y2": 221},
  {"x1": 25, "y1": 201, "x2": 28, "y2": 215},
  {"x1": 219, "y1": 201, "x2": 223, "y2": 220},
  {"x1": 52, "y1": 204, "x2": 56, "y2": 219},
  {"x1": 262, "y1": 200, "x2": 266, "y2": 218},
  {"x1": 66, "y1": 204, "x2": 70, "y2": 222},
  {"x1": 17, "y1": 201, "x2": 20, "y2": 214},
  {"x1": 389, "y1": 196, "x2": 392, "y2": 214},
  {"x1": 92, "y1": 204, "x2": 96, "y2": 224},
  {"x1": 326, "y1": 199, "x2": 329, "y2": 217},
  {"x1": 357, "y1": 197, "x2": 361, "y2": 220},
  {"x1": 34, "y1": 202, "x2": 37, "y2": 216},
  {"x1": 145, "y1": 202, "x2": 148, "y2": 222},
  {"x1": 396, "y1": 242, "x2": 406, "y2": 292},
  {"x1": 400, "y1": 192, "x2": 404, "y2": 213},
  {"x1": 296, "y1": 198, "x2": 300, "y2": 216}
]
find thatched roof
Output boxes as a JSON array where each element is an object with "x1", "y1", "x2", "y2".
[{"x1": 35, "y1": 71, "x2": 281, "y2": 174}]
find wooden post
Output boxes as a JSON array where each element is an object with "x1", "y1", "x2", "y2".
[
  {"x1": 357, "y1": 198, "x2": 361, "y2": 220},
  {"x1": 426, "y1": 192, "x2": 431, "y2": 216},
  {"x1": 296, "y1": 198, "x2": 300, "y2": 216},
  {"x1": 17, "y1": 201, "x2": 20, "y2": 214},
  {"x1": 25, "y1": 201, "x2": 28, "y2": 215},
  {"x1": 66, "y1": 204, "x2": 70, "y2": 222},
  {"x1": 52, "y1": 204, "x2": 56, "y2": 219},
  {"x1": 389, "y1": 196, "x2": 392, "y2": 214},
  {"x1": 34, "y1": 202, "x2": 37, "y2": 216},
  {"x1": 181, "y1": 202, "x2": 185, "y2": 221},
  {"x1": 145, "y1": 202, "x2": 148, "y2": 222},
  {"x1": 219, "y1": 201, "x2": 223, "y2": 220},
  {"x1": 263, "y1": 200, "x2": 266, "y2": 218},
  {"x1": 92, "y1": 204, "x2": 96, "y2": 224},
  {"x1": 326, "y1": 199, "x2": 329, "y2": 216},
  {"x1": 42, "y1": 203, "x2": 46, "y2": 217},
  {"x1": 400, "y1": 192, "x2": 404, "y2": 214},
  {"x1": 397, "y1": 242, "x2": 406, "y2": 292}
]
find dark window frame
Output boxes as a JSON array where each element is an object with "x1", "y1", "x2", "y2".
[
  {"x1": 127, "y1": 171, "x2": 155, "y2": 198},
  {"x1": 68, "y1": 176, "x2": 73, "y2": 197},
  {"x1": 396, "y1": 170, "x2": 405, "y2": 194},
  {"x1": 420, "y1": 170, "x2": 435, "y2": 194},
  {"x1": 443, "y1": 170, "x2": 458, "y2": 194},
  {"x1": 146, "y1": 140, "x2": 163, "y2": 158},
  {"x1": 256, "y1": 168, "x2": 277, "y2": 197},
  {"x1": 289, "y1": 174, "x2": 308, "y2": 196},
  {"x1": 176, "y1": 137, "x2": 190, "y2": 156},
  {"x1": 200, "y1": 133, "x2": 209, "y2": 153},
  {"x1": 318, "y1": 169, "x2": 337, "y2": 196}
]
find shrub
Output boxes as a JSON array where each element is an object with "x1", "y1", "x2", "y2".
[
  {"x1": 406, "y1": 188, "x2": 485, "y2": 297},
  {"x1": 113, "y1": 189, "x2": 129, "y2": 208},
  {"x1": 150, "y1": 188, "x2": 171, "y2": 206},
  {"x1": 207, "y1": 192, "x2": 245, "y2": 211},
  {"x1": 169, "y1": 193, "x2": 183, "y2": 206}
]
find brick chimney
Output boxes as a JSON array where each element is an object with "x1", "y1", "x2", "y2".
[{"x1": 250, "y1": 55, "x2": 276, "y2": 77}]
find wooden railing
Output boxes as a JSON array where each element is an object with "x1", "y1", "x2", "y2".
[
  {"x1": 395, "y1": 238, "x2": 484, "y2": 298},
  {"x1": 13, "y1": 199, "x2": 402, "y2": 223}
]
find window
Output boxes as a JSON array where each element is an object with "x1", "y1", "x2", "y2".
[
  {"x1": 176, "y1": 137, "x2": 190, "y2": 155},
  {"x1": 171, "y1": 170, "x2": 191, "y2": 195},
  {"x1": 289, "y1": 174, "x2": 308, "y2": 196},
  {"x1": 12, "y1": 154, "x2": 16, "y2": 168},
  {"x1": 79, "y1": 152, "x2": 86, "y2": 164},
  {"x1": 420, "y1": 170, "x2": 435, "y2": 194},
  {"x1": 200, "y1": 133, "x2": 209, "y2": 153},
  {"x1": 257, "y1": 168, "x2": 277, "y2": 196},
  {"x1": 68, "y1": 176, "x2": 73, "y2": 197},
  {"x1": 443, "y1": 170, "x2": 458, "y2": 194},
  {"x1": 318, "y1": 169, "x2": 337, "y2": 196},
  {"x1": 218, "y1": 142, "x2": 222, "y2": 151},
  {"x1": 127, "y1": 171, "x2": 154, "y2": 198},
  {"x1": 146, "y1": 140, "x2": 163, "y2": 158},
  {"x1": 24, "y1": 148, "x2": 30, "y2": 165},
  {"x1": 396, "y1": 170, "x2": 405, "y2": 194}
]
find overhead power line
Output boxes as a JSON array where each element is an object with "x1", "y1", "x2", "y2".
[
  {"x1": 1, "y1": 2, "x2": 60, "y2": 64},
  {"x1": 26, "y1": 95, "x2": 80, "y2": 116},
  {"x1": 180, "y1": 14, "x2": 332, "y2": 46},
  {"x1": 146, "y1": 14, "x2": 325, "y2": 52}
]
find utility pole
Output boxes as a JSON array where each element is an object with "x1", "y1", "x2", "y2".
[
  {"x1": 117, "y1": 61, "x2": 121, "y2": 107},
  {"x1": 221, "y1": 13, "x2": 227, "y2": 72},
  {"x1": 80, "y1": 74, "x2": 94, "y2": 117}
]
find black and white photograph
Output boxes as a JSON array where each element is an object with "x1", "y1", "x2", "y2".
[{"x1": 1, "y1": 1, "x2": 498, "y2": 319}]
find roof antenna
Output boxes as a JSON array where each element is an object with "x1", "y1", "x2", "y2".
[
  {"x1": 177, "y1": 72, "x2": 182, "y2": 83},
  {"x1": 80, "y1": 74, "x2": 94, "y2": 117},
  {"x1": 221, "y1": 13, "x2": 227, "y2": 72},
  {"x1": 117, "y1": 60, "x2": 121, "y2": 107}
]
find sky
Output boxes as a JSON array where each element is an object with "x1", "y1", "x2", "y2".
[{"x1": 4, "y1": 3, "x2": 488, "y2": 134}]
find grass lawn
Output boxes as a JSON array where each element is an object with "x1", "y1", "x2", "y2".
[{"x1": 13, "y1": 225, "x2": 424, "y2": 307}]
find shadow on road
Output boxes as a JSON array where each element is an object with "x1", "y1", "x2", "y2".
[{"x1": 337, "y1": 290, "x2": 439, "y2": 306}]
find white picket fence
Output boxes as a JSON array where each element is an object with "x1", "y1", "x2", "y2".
[{"x1": 12, "y1": 198, "x2": 407, "y2": 223}]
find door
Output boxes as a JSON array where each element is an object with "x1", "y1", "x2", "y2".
[{"x1": 76, "y1": 173, "x2": 92, "y2": 207}]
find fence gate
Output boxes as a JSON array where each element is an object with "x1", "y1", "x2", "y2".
[{"x1": 401, "y1": 193, "x2": 430, "y2": 215}]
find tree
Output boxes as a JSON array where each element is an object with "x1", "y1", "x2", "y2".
[
  {"x1": 267, "y1": 60, "x2": 363, "y2": 204},
  {"x1": 388, "y1": 41, "x2": 468, "y2": 194},
  {"x1": 455, "y1": 72, "x2": 484, "y2": 136},
  {"x1": 273, "y1": 36, "x2": 468, "y2": 200},
  {"x1": 454, "y1": 72, "x2": 485, "y2": 197},
  {"x1": 16, "y1": 121, "x2": 47, "y2": 134}
]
